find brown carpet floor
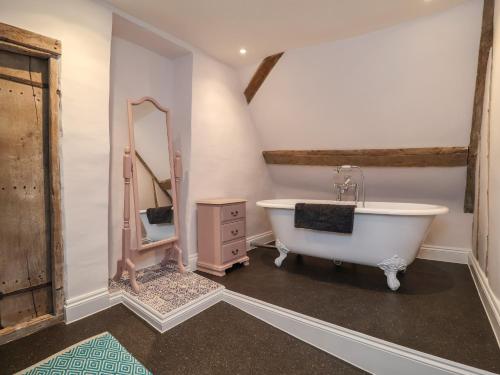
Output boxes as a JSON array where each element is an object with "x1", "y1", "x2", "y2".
[
  {"x1": 0, "y1": 302, "x2": 367, "y2": 375},
  {"x1": 199, "y1": 247, "x2": 500, "y2": 373}
]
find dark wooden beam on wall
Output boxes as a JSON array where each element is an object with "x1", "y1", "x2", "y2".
[
  {"x1": 262, "y1": 147, "x2": 469, "y2": 167},
  {"x1": 244, "y1": 52, "x2": 284, "y2": 104},
  {"x1": 465, "y1": 0, "x2": 494, "y2": 213}
]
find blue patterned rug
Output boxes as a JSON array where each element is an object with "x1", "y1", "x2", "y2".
[{"x1": 17, "y1": 332, "x2": 152, "y2": 375}]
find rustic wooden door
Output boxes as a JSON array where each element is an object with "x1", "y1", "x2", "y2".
[
  {"x1": 0, "y1": 50, "x2": 53, "y2": 328},
  {"x1": 0, "y1": 22, "x2": 63, "y2": 344}
]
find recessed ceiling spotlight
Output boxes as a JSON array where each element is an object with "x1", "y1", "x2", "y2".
[
  {"x1": 239, "y1": 48, "x2": 247, "y2": 55},
  {"x1": 424, "y1": 0, "x2": 432, "y2": 3}
]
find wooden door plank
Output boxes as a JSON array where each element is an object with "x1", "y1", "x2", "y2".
[
  {"x1": 0, "y1": 65, "x2": 50, "y2": 324},
  {"x1": 48, "y1": 57, "x2": 64, "y2": 316},
  {"x1": 0, "y1": 286, "x2": 52, "y2": 328},
  {"x1": 0, "y1": 50, "x2": 47, "y2": 88},
  {"x1": 32, "y1": 286, "x2": 53, "y2": 317},
  {"x1": 0, "y1": 293, "x2": 36, "y2": 327},
  {"x1": 0, "y1": 78, "x2": 45, "y2": 294}
]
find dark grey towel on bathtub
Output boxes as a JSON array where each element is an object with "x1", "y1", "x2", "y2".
[
  {"x1": 146, "y1": 205, "x2": 173, "y2": 224},
  {"x1": 294, "y1": 203, "x2": 356, "y2": 233}
]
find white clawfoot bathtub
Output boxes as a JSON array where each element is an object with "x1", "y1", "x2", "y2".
[{"x1": 256, "y1": 199, "x2": 448, "y2": 291}]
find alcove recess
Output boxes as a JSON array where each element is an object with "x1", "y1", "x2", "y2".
[{"x1": 0, "y1": 22, "x2": 63, "y2": 344}]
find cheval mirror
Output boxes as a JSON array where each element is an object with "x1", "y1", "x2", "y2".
[{"x1": 114, "y1": 97, "x2": 185, "y2": 293}]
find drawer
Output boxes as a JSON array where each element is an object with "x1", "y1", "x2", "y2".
[
  {"x1": 221, "y1": 203, "x2": 245, "y2": 222},
  {"x1": 221, "y1": 220, "x2": 245, "y2": 243},
  {"x1": 222, "y1": 239, "x2": 246, "y2": 263}
]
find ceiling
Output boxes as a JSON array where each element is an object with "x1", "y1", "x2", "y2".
[
  {"x1": 108, "y1": 0, "x2": 469, "y2": 67},
  {"x1": 112, "y1": 14, "x2": 190, "y2": 59}
]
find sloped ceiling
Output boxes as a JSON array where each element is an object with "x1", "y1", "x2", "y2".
[{"x1": 107, "y1": 0, "x2": 469, "y2": 66}]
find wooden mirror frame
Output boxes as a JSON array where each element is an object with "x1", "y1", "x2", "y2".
[
  {"x1": 129, "y1": 97, "x2": 179, "y2": 251},
  {"x1": 114, "y1": 96, "x2": 185, "y2": 293}
]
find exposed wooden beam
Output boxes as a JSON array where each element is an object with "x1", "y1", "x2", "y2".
[
  {"x1": 262, "y1": 147, "x2": 468, "y2": 167},
  {"x1": 0, "y1": 22, "x2": 61, "y2": 57},
  {"x1": 465, "y1": 0, "x2": 494, "y2": 213},
  {"x1": 244, "y1": 52, "x2": 284, "y2": 104}
]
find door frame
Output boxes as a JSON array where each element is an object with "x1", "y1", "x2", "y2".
[{"x1": 0, "y1": 22, "x2": 64, "y2": 344}]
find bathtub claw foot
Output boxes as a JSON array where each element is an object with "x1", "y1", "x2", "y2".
[
  {"x1": 377, "y1": 255, "x2": 407, "y2": 291},
  {"x1": 275, "y1": 239, "x2": 289, "y2": 267},
  {"x1": 385, "y1": 272, "x2": 401, "y2": 291}
]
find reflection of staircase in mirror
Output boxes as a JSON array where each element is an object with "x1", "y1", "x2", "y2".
[{"x1": 135, "y1": 150, "x2": 172, "y2": 204}]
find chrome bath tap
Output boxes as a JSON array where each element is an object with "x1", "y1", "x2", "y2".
[
  {"x1": 333, "y1": 165, "x2": 366, "y2": 207},
  {"x1": 333, "y1": 175, "x2": 356, "y2": 201}
]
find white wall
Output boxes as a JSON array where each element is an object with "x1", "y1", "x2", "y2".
[
  {"x1": 0, "y1": 0, "x2": 112, "y2": 300},
  {"x1": 184, "y1": 52, "x2": 275, "y2": 261},
  {"x1": 171, "y1": 54, "x2": 193, "y2": 265},
  {"x1": 240, "y1": 1, "x2": 482, "y2": 250}
]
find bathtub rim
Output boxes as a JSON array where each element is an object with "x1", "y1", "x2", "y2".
[{"x1": 256, "y1": 199, "x2": 449, "y2": 216}]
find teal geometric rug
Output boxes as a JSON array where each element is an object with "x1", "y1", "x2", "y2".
[{"x1": 16, "y1": 332, "x2": 152, "y2": 375}]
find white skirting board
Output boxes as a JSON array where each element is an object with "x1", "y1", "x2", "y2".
[
  {"x1": 64, "y1": 287, "x2": 113, "y2": 323},
  {"x1": 468, "y1": 253, "x2": 500, "y2": 347},
  {"x1": 65, "y1": 285, "x2": 224, "y2": 332},
  {"x1": 186, "y1": 253, "x2": 198, "y2": 272},
  {"x1": 246, "y1": 231, "x2": 274, "y2": 251},
  {"x1": 223, "y1": 290, "x2": 494, "y2": 375},
  {"x1": 118, "y1": 288, "x2": 224, "y2": 332},
  {"x1": 65, "y1": 286, "x2": 495, "y2": 375},
  {"x1": 417, "y1": 244, "x2": 471, "y2": 264}
]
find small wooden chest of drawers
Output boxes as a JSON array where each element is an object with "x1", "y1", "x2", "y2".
[{"x1": 196, "y1": 199, "x2": 249, "y2": 276}]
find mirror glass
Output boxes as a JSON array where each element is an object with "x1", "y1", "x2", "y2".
[{"x1": 132, "y1": 100, "x2": 175, "y2": 245}]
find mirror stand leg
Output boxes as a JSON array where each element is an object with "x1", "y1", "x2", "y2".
[
  {"x1": 174, "y1": 244, "x2": 186, "y2": 273},
  {"x1": 113, "y1": 260, "x2": 123, "y2": 281},
  {"x1": 126, "y1": 258, "x2": 140, "y2": 293}
]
